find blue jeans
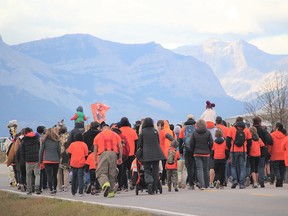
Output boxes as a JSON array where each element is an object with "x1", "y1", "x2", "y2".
[
  {"x1": 231, "y1": 152, "x2": 246, "y2": 186},
  {"x1": 26, "y1": 162, "x2": 40, "y2": 193},
  {"x1": 194, "y1": 156, "x2": 209, "y2": 188},
  {"x1": 258, "y1": 157, "x2": 265, "y2": 185},
  {"x1": 71, "y1": 167, "x2": 84, "y2": 195}
]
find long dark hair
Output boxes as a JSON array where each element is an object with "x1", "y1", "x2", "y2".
[{"x1": 275, "y1": 122, "x2": 286, "y2": 135}]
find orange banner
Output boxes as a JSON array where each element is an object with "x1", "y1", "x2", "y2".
[{"x1": 90, "y1": 102, "x2": 110, "y2": 123}]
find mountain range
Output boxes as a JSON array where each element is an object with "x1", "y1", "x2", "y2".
[
  {"x1": 1, "y1": 34, "x2": 286, "y2": 136},
  {"x1": 173, "y1": 39, "x2": 288, "y2": 101}
]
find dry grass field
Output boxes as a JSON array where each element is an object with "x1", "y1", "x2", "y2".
[{"x1": 0, "y1": 190, "x2": 152, "y2": 216}]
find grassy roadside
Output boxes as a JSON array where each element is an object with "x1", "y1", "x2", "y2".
[{"x1": 0, "y1": 190, "x2": 152, "y2": 216}]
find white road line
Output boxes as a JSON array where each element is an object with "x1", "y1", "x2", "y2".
[{"x1": 0, "y1": 189, "x2": 198, "y2": 216}]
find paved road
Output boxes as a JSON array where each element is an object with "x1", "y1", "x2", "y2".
[{"x1": 0, "y1": 164, "x2": 287, "y2": 216}]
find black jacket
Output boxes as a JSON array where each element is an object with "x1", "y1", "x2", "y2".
[
  {"x1": 137, "y1": 118, "x2": 166, "y2": 162},
  {"x1": 20, "y1": 133, "x2": 40, "y2": 163},
  {"x1": 83, "y1": 129, "x2": 101, "y2": 152}
]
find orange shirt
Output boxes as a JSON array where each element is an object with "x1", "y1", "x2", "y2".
[
  {"x1": 93, "y1": 130, "x2": 121, "y2": 155},
  {"x1": 212, "y1": 140, "x2": 227, "y2": 160},
  {"x1": 282, "y1": 136, "x2": 288, "y2": 166},
  {"x1": 227, "y1": 126, "x2": 252, "y2": 152},
  {"x1": 85, "y1": 152, "x2": 96, "y2": 170},
  {"x1": 120, "y1": 126, "x2": 138, "y2": 156},
  {"x1": 67, "y1": 141, "x2": 88, "y2": 168},
  {"x1": 216, "y1": 124, "x2": 228, "y2": 138},
  {"x1": 165, "y1": 147, "x2": 180, "y2": 170},
  {"x1": 268, "y1": 130, "x2": 285, "y2": 161},
  {"x1": 178, "y1": 126, "x2": 185, "y2": 139},
  {"x1": 250, "y1": 138, "x2": 264, "y2": 157}
]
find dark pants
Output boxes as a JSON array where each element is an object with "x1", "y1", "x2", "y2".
[
  {"x1": 144, "y1": 161, "x2": 159, "y2": 192},
  {"x1": 185, "y1": 153, "x2": 197, "y2": 186},
  {"x1": 71, "y1": 167, "x2": 84, "y2": 195},
  {"x1": 19, "y1": 159, "x2": 26, "y2": 185},
  {"x1": 214, "y1": 161, "x2": 226, "y2": 185},
  {"x1": 257, "y1": 157, "x2": 265, "y2": 184},
  {"x1": 45, "y1": 163, "x2": 59, "y2": 191},
  {"x1": 89, "y1": 169, "x2": 101, "y2": 190},
  {"x1": 40, "y1": 169, "x2": 48, "y2": 190},
  {"x1": 271, "y1": 160, "x2": 285, "y2": 186},
  {"x1": 161, "y1": 159, "x2": 167, "y2": 183},
  {"x1": 249, "y1": 156, "x2": 260, "y2": 173},
  {"x1": 123, "y1": 155, "x2": 135, "y2": 187}
]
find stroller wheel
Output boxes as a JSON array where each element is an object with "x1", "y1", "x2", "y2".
[{"x1": 135, "y1": 185, "x2": 139, "y2": 195}]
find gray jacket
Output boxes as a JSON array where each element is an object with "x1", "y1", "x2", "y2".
[
  {"x1": 39, "y1": 138, "x2": 61, "y2": 163},
  {"x1": 190, "y1": 128, "x2": 213, "y2": 155}
]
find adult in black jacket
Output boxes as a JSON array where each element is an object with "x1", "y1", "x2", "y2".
[
  {"x1": 190, "y1": 119, "x2": 213, "y2": 189},
  {"x1": 20, "y1": 127, "x2": 41, "y2": 195},
  {"x1": 137, "y1": 117, "x2": 166, "y2": 194},
  {"x1": 252, "y1": 116, "x2": 273, "y2": 187}
]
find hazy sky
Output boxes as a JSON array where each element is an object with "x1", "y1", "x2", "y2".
[{"x1": 1, "y1": 0, "x2": 288, "y2": 54}]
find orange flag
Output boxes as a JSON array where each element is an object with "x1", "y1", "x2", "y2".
[{"x1": 90, "y1": 102, "x2": 110, "y2": 123}]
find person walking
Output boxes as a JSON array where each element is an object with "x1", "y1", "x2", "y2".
[
  {"x1": 190, "y1": 119, "x2": 213, "y2": 190},
  {"x1": 268, "y1": 123, "x2": 286, "y2": 187},
  {"x1": 67, "y1": 132, "x2": 89, "y2": 196},
  {"x1": 93, "y1": 123, "x2": 123, "y2": 198},
  {"x1": 20, "y1": 127, "x2": 41, "y2": 195},
  {"x1": 178, "y1": 114, "x2": 197, "y2": 190},
  {"x1": 226, "y1": 117, "x2": 252, "y2": 189},
  {"x1": 247, "y1": 126, "x2": 265, "y2": 188},
  {"x1": 39, "y1": 128, "x2": 61, "y2": 195},
  {"x1": 137, "y1": 117, "x2": 166, "y2": 195}
]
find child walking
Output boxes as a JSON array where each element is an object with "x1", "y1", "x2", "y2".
[
  {"x1": 211, "y1": 128, "x2": 228, "y2": 189},
  {"x1": 248, "y1": 126, "x2": 265, "y2": 188},
  {"x1": 166, "y1": 140, "x2": 180, "y2": 192}
]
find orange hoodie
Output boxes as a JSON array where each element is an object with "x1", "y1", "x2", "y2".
[
  {"x1": 159, "y1": 120, "x2": 174, "y2": 156},
  {"x1": 268, "y1": 130, "x2": 286, "y2": 161},
  {"x1": 282, "y1": 136, "x2": 288, "y2": 166}
]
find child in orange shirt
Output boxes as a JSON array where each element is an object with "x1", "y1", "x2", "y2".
[
  {"x1": 211, "y1": 128, "x2": 228, "y2": 189},
  {"x1": 67, "y1": 132, "x2": 88, "y2": 196},
  {"x1": 248, "y1": 126, "x2": 265, "y2": 188},
  {"x1": 165, "y1": 140, "x2": 180, "y2": 192}
]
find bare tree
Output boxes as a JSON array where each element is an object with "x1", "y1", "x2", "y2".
[{"x1": 245, "y1": 71, "x2": 288, "y2": 129}]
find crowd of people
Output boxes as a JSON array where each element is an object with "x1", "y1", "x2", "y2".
[{"x1": 5, "y1": 101, "x2": 288, "y2": 198}]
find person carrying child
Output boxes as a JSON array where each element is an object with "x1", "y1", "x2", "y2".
[{"x1": 165, "y1": 140, "x2": 180, "y2": 192}]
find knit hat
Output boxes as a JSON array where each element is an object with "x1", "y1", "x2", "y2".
[{"x1": 206, "y1": 101, "x2": 215, "y2": 109}]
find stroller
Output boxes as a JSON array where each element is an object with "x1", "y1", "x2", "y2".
[{"x1": 133, "y1": 159, "x2": 162, "y2": 195}]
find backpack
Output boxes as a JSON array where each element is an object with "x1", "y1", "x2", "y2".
[
  {"x1": 184, "y1": 125, "x2": 195, "y2": 151},
  {"x1": 167, "y1": 148, "x2": 176, "y2": 165},
  {"x1": 234, "y1": 127, "x2": 246, "y2": 147}
]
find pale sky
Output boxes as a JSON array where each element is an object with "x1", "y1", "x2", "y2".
[{"x1": 1, "y1": 0, "x2": 288, "y2": 54}]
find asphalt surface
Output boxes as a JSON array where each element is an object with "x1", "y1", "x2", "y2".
[{"x1": 0, "y1": 164, "x2": 287, "y2": 216}]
